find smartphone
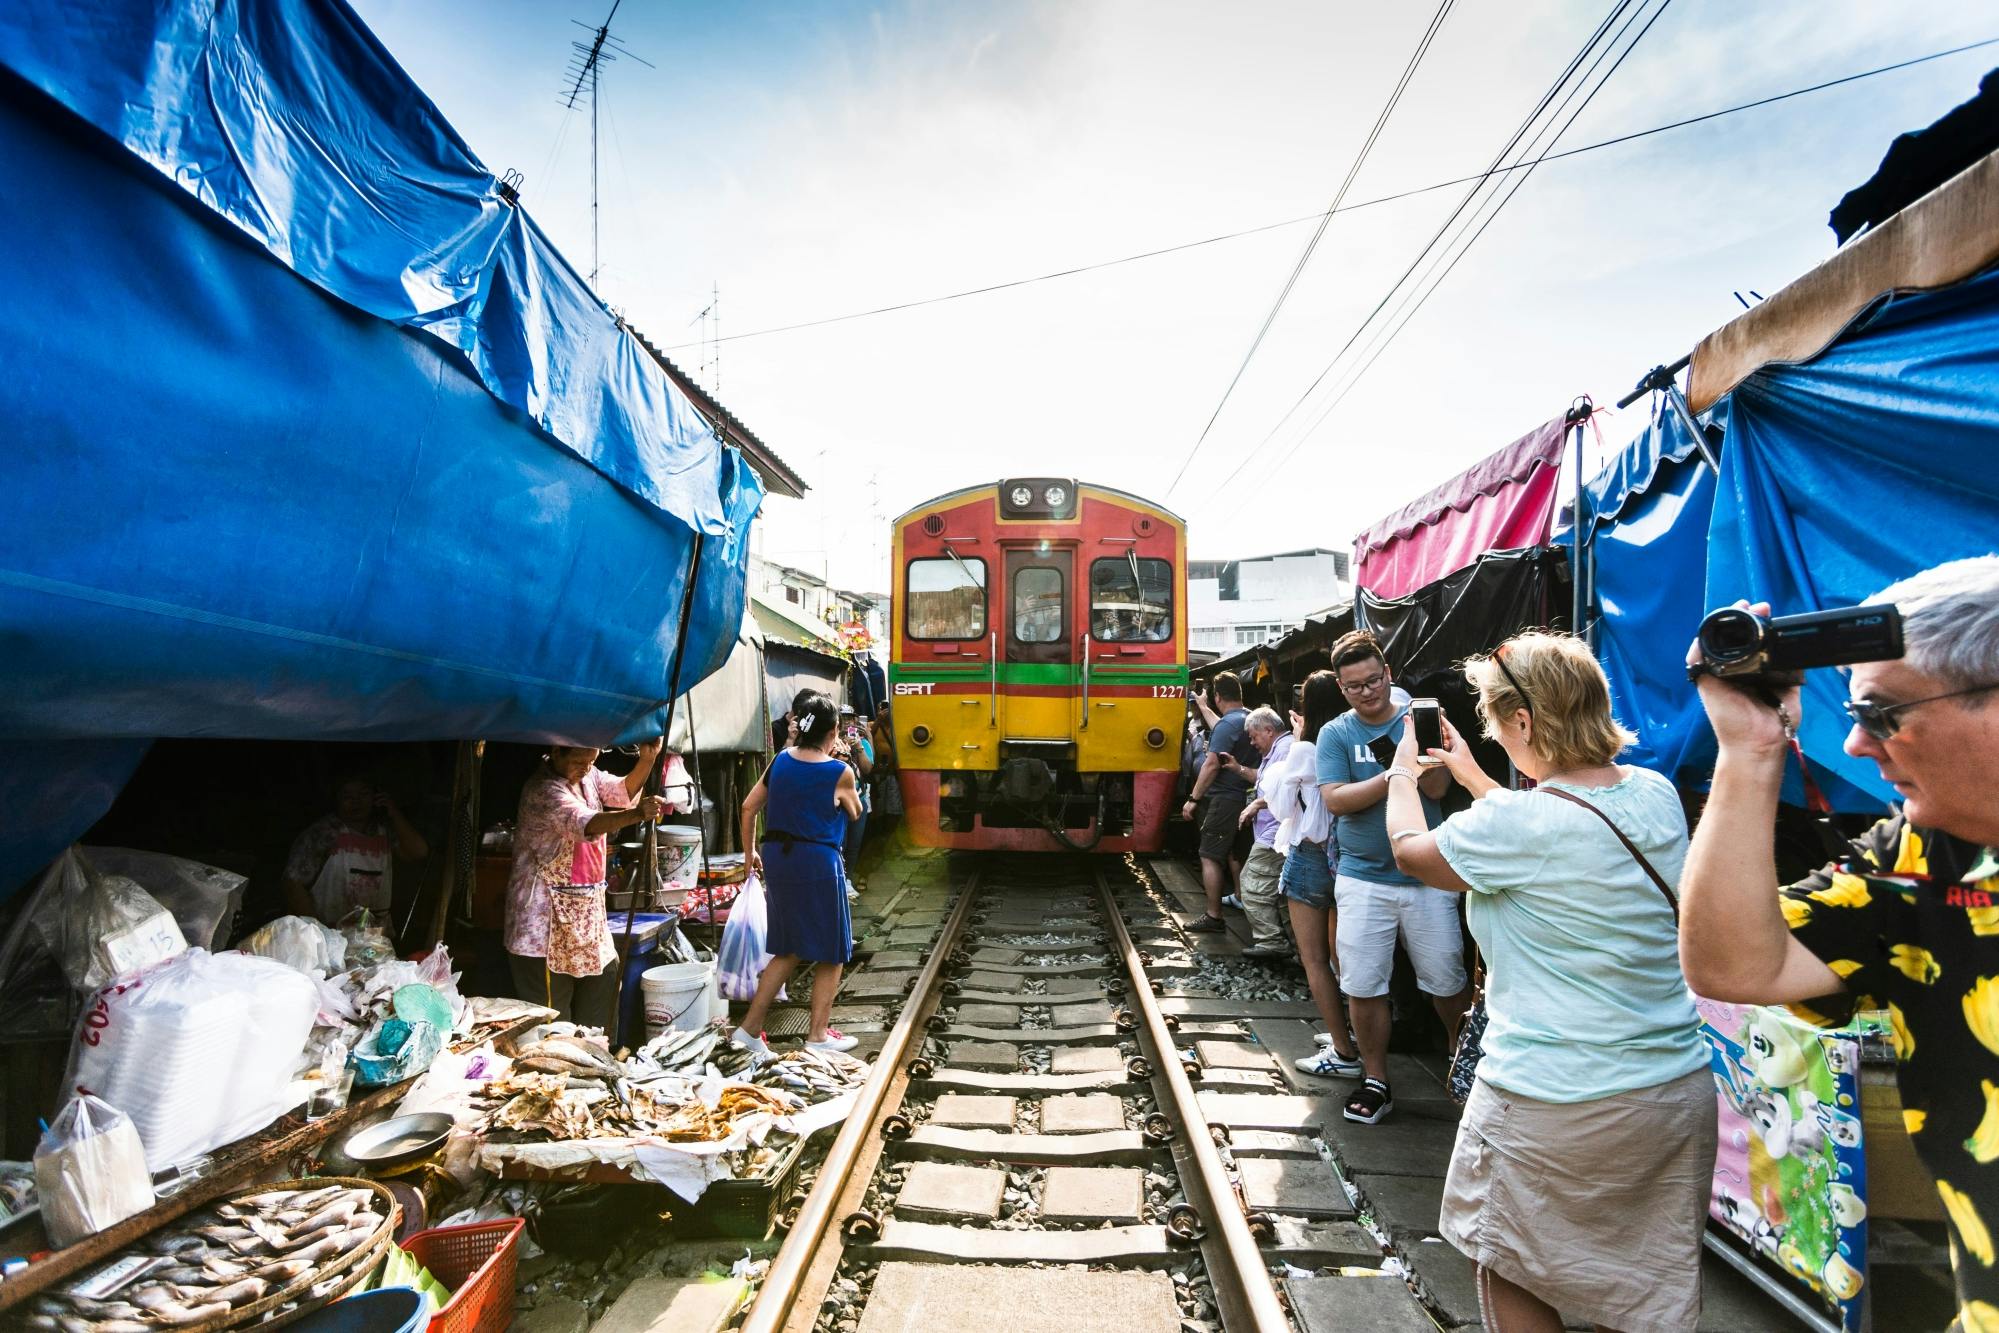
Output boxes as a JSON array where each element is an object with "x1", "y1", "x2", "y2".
[{"x1": 1410, "y1": 698, "x2": 1443, "y2": 766}]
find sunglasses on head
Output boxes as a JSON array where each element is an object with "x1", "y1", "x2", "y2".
[
  {"x1": 1491, "y1": 646, "x2": 1534, "y2": 718},
  {"x1": 1842, "y1": 681, "x2": 1998, "y2": 740}
]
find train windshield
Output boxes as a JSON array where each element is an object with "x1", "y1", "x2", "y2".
[
  {"x1": 906, "y1": 556, "x2": 987, "y2": 639},
  {"x1": 1013, "y1": 566, "x2": 1065, "y2": 644},
  {"x1": 1090, "y1": 557, "x2": 1172, "y2": 642}
]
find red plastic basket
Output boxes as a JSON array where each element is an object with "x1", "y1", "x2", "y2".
[{"x1": 400, "y1": 1218, "x2": 525, "y2": 1333}]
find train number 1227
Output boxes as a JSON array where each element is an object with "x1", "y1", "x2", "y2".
[{"x1": 1152, "y1": 685, "x2": 1186, "y2": 698}]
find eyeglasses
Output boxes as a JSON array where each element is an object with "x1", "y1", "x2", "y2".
[
  {"x1": 1339, "y1": 670, "x2": 1387, "y2": 697},
  {"x1": 1842, "y1": 681, "x2": 1999, "y2": 740},
  {"x1": 1492, "y1": 647, "x2": 1535, "y2": 718}
]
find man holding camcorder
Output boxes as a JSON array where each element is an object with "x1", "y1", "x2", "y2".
[{"x1": 1680, "y1": 555, "x2": 1999, "y2": 1326}]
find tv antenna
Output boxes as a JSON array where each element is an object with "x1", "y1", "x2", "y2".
[
  {"x1": 689, "y1": 283, "x2": 721, "y2": 392},
  {"x1": 562, "y1": 0, "x2": 653, "y2": 292}
]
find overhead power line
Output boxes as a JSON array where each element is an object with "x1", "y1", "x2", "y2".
[
  {"x1": 661, "y1": 35, "x2": 1999, "y2": 352},
  {"x1": 1204, "y1": 0, "x2": 1679, "y2": 520},
  {"x1": 1199, "y1": 0, "x2": 1654, "y2": 504},
  {"x1": 1163, "y1": 0, "x2": 1458, "y2": 500}
]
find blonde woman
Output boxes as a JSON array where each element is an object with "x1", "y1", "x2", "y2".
[{"x1": 1383, "y1": 632, "x2": 1713, "y2": 1333}]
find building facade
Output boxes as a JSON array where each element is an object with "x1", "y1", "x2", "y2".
[{"x1": 1187, "y1": 548, "x2": 1351, "y2": 656}]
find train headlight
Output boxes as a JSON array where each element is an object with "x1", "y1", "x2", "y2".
[
  {"x1": 1145, "y1": 727, "x2": 1166, "y2": 749},
  {"x1": 1009, "y1": 485, "x2": 1033, "y2": 507},
  {"x1": 911, "y1": 725, "x2": 932, "y2": 746},
  {"x1": 1043, "y1": 484, "x2": 1067, "y2": 508}
]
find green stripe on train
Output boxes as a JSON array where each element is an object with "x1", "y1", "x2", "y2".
[{"x1": 888, "y1": 664, "x2": 1189, "y2": 686}]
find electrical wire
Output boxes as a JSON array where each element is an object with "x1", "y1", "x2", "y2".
[
  {"x1": 1203, "y1": 0, "x2": 1680, "y2": 520},
  {"x1": 658, "y1": 35, "x2": 1999, "y2": 352},
  {"x1": 1163, "y1": 0, "x2": 1458, "y2": 500},
  {"x1": 1204, "y1": 0, "x2": 1643, "y2": 493}
]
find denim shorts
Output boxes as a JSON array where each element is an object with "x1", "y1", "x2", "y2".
[{"x1": 1280, "y1": 839, "x2": 1335, "y2": 909}]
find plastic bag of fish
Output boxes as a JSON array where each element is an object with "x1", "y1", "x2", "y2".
[{"x1": 26, "y1": 1184, "x2": 386, "y2": 1331}]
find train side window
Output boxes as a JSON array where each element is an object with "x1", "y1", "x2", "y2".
[
  {"x1": 1013, "y1": 566, "x2": 1065, "y2": 644},
  {"x1": 906, "y1": 557, "x2": 986, "y2": 640},
  {"x1": 1090, "y1": 557, "x2": 1173, "y2": 642}
]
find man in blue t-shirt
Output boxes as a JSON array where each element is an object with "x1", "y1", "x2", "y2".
[
  {"x1": 1181, "y1": 671, "x2": 1260, "y2": 932},
  {"x1": 1316, "y1": 631, "x2": 1470, "y2": 1125}
]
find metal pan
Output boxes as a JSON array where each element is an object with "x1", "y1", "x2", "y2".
[{"x1": 341, "y1": 1111, "x2": 454, "y2": 1169}]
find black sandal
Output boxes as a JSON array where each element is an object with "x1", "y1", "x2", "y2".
[{"x1": 1344, "y1": 1077, "x2": 1393, "y2": 1125}]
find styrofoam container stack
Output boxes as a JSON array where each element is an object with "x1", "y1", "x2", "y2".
[{"x1": 67, "y1": 949, "x2": 319, "y2": 1169}]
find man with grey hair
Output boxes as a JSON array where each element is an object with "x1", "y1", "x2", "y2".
[
  {"x1": 1681, "y1": 555, "x2": 1999, "y2": 1322},
  {"x1": 1233, "y1": 706, "x2": 1295, "y2": 959}
]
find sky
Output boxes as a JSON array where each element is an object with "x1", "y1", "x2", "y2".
[{"x1": 351, "y1": 0, "x2": 1999, "y2": 591}]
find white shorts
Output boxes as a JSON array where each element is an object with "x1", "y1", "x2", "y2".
[{"x1": 1333, "y1": 873, "x2": 1469, "y2": 999}]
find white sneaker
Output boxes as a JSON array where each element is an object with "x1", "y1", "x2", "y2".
[
  {"x1": 1295, "y1": 1048, "x2": 1364, "y2": 1078},
  {"x1": 807, "y1": 1028, "x2": 859, "y2": 1054},
  {"x1": 1221, "y1": 894, "x2": 1244, "y2": 911},
  {"x1": 730, "y1": 1027, "x2": 771, "y2": 1057}
]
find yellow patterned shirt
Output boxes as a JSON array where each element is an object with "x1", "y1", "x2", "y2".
[{"x1": 1781, "y1": 813, "x2": 1999, "y2": 1325}]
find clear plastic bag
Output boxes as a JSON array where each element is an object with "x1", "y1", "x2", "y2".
[
  {"x1": 34, "y1": 1092, "x2": 154, "y2": 1246},
  {"x1": 25, "y1": 849, "x2": 187, "y2": 994},
  {"x1": 67, "y1": 950, "x2": 318, "y2": 1170},
  {"x1": 338, "y1": 908, "x2": 396, "y2": 968},
  {"x1": 83, "y1": 847, "x2": 247, "y2": 952},
  {"x1": 715, "y1": 875, "x2": 773, "y2": 1001}
]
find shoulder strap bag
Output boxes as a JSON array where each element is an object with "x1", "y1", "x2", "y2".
[{"x1": 1445, "y1": 785, "x2": 1678, "y2": 1104}]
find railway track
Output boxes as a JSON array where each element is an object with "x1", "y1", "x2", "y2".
[{"x1": 741, "y1": 854, "x2": 1377, "y2": 1333}]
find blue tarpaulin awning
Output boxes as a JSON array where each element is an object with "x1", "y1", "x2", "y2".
[
  {"x1": 0, "y1": 0, "x2": 766, "y2": 892},
  {"x1": 1573, "y1": 267, "x2": 1999, "y2": 813}
]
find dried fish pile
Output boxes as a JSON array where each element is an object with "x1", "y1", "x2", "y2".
[{"x1": 25, "y1": 1184, "x2": 387, "y2": 1332}]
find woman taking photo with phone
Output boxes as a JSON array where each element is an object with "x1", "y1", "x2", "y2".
[
  {"x1": 731, "y1": 693, "x2": 863, "y2": 1056},
  {"x1": 1382, "y1": 631, "x2": 1712, "y2": 1333}
]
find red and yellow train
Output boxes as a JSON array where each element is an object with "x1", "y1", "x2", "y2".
[{"x1": 889, "y1": 478, "x2": 1188, "y2": 852}]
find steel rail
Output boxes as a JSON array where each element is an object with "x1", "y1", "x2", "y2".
[
  {"x1": 1095, "y1": 873, "x2": 1291, "y2": 1333},
  {"x1": 742, "y1": 869, "x2": 983, "y2": 1333}
]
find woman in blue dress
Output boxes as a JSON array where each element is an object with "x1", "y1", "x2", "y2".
[{"x1": 731, "y1": 692, "x2": 863, "y2": 1054}]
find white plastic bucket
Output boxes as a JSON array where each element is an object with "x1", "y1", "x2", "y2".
[
  {"x1": 657, "y1": 826, "x2": 703, "y2": 889},
  {"x1": 641, "y1": 961, "x2": 714, "y2": 1037}
]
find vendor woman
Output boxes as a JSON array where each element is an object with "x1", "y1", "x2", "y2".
[
  {"x1": 282, "y1": 775, "x2": 428, "y2": 926},
  {"x1": 504, "y1": 739, "x2": 677, "y2": 1026}
]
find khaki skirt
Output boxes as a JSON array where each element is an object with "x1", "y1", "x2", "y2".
[{"x1": 1440, "y1": 1067, "x2": 1717, "y2": 1333}]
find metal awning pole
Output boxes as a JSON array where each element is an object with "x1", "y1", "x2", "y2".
[
  {"x1": 1616, "y1": 356, "x2": 1721, "y2": 474},
  {"x1": 613, "y1": 530, "x2": 707, "y2": 1031},
  {"x1": 1565, "y1": 397, "x2": 1592, "y2": 641}
]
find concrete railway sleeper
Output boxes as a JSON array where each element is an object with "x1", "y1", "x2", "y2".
[{"x1": 739, "y1": 854, "x2": 1394, "y2": 1333}]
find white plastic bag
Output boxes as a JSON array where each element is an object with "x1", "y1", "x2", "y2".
[
  {"x1": 34, "y1": 1093, "x2": 154, "y2": 1246},
  {"x1": 68, "y1": 950, "x2": 318, "y2": 1170},
  {"x1": 27, "y1": 849, "x2": 186, "y2": 993},
  {"x1": 715, "y1": 876, "x2": 774, "y2": 1002},
  {"x1": 235, "y1": 915, "x2": 348, "y2": 976}
]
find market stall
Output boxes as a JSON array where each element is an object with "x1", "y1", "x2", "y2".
[
  {"x1": 0, "y1": 0, "x2": 801, "y2": 1322},
  {"x1": 1567, "y1": 146, "x2": 1999, "y2": 1332}
]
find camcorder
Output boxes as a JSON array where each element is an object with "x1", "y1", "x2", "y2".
[{"x1": 1688, "y1": 603, "x2": 1904, "y2": 689}]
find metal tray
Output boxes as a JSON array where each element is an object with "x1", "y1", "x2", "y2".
[{"x1": 342, "y1": 1111, "x2": 454, "y2": 1168}]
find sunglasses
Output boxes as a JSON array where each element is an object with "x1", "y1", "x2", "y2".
[
  {"x1": 1842, "y1": 682, "x2": 1998, "y2": 740},
  {"x1": 1492, "y1": 647, "x2": 1534, "y2": 719}
]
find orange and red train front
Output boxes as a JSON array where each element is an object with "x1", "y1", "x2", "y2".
[{"x1": 889, "y1": 478, "x2": 1187, "y2": 853}]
